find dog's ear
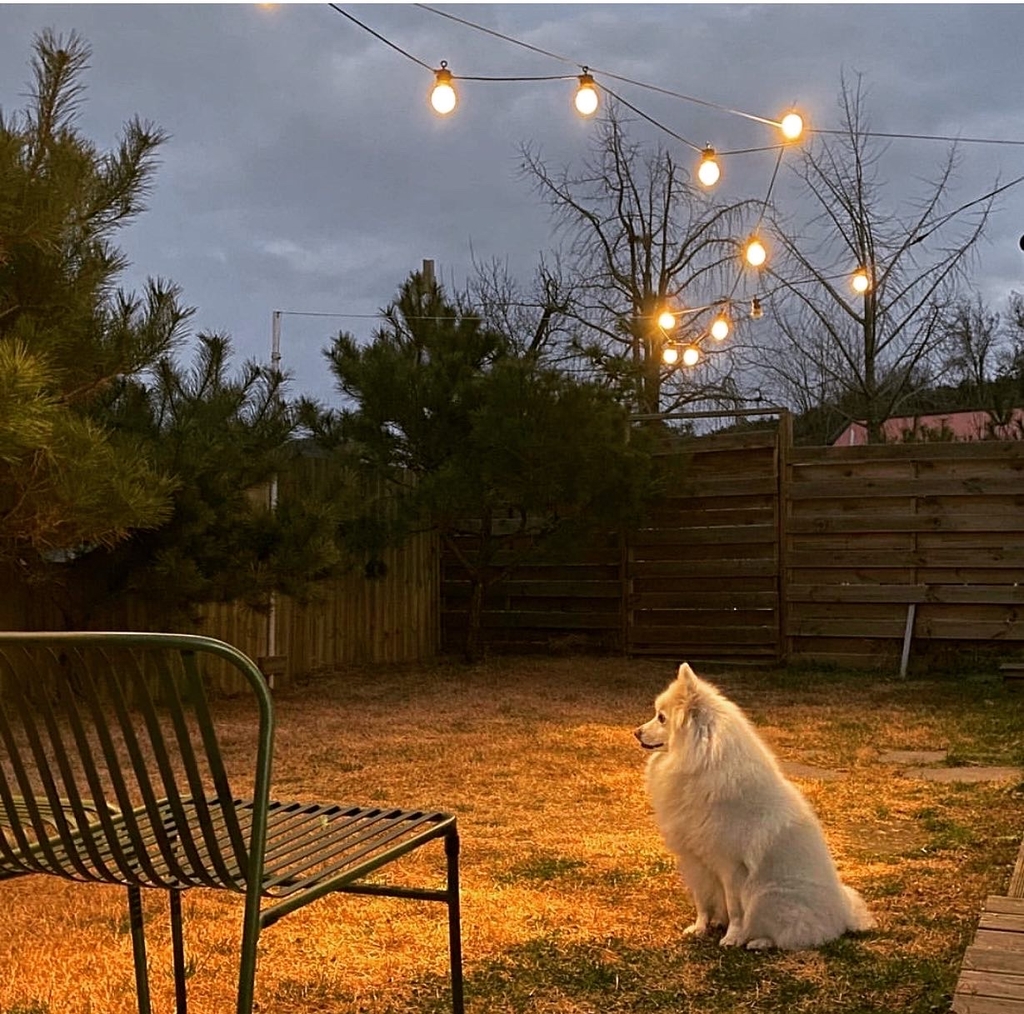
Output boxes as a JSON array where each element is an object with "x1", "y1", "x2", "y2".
[
  {"x1": 673, "y1": 663, "x2": 713, "y2": 749},
  {"x1": 676, "y1": 662, "x2": 699, "y2": 688}
]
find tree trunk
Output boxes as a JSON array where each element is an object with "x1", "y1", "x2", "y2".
[{"x1": 463, "y1": 577, "x2": 485, "y2": 663}]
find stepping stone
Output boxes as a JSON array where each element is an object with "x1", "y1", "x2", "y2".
[
  {"x1": 781, "y1": 761, "x2": 845, "y2": 781},
  {"x1": 879, "y1": 749, "x2": 947, "y2": 765},
  {"x1": 905, "y1": 766, "x2": 1020, "y2": 783}
]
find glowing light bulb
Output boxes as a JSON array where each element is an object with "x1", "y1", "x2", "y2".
[
  {"x1": 697, "y1": 147, "x2": 720, "y2": 187},
  {"x1": 780, "y1": 111, "x2": 804, "y2": 141},
  {"x1": 750, "y1": 296, "x2": 764, "y2": 320},
  {"x1": 745, "y1": 238, "x2": 767, "y2": 268},
  {"x1": 682, "y1": 345, "x2": 701, "y2": 367},
  {"x1": 657, "y1": 310, "x2": 677, "y2": 331},
  {"x1": 710, "y1": 314, "x2": 730, "y2": 341},
  {"x1": 575, "y1": 72, "x2": 598, "y2": 116},
  {"x1": 431, "y1": 64, "x2": 457, "y2": 115},
  {"x1": 662, "y1": 345, "x2": 680, "y2": 366},
  {"x1": 852, "y1": 268, "x2": 871, "y2": 294}
]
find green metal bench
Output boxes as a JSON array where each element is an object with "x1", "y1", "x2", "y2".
[{"x1": 0, "y1": 631, "x2": 464, "y2": 1014}]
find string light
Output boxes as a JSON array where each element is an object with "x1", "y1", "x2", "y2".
[
  {"x1": 575, "y1": 70, "x2": 599, "y2": 116},
  {"x1": 697, "y1": 146, "x2": 721, "y2": 187},
  {"x1": 780, "y1": 111, "x2": 804, "y2": 141},
  {"x1": 745, "y1": 237, "x2": 768, "y2": 267},
  {"x1": 431, "y1": 62, "x2": 456, "y2": 114},
  {"x1": 328, "y1": 5, "x2": 1024, "y2": 382}
]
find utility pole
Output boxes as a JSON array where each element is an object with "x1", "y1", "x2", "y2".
[{"x1": 271, "y1": 309, "x2": 282, "y2": 373}]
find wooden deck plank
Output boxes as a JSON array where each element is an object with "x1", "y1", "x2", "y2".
[
  {"x1": 1009, "y1": 843, "x2": 1024, "y2": 899},
  {"x1": 985, "y1": 898, "x2": 1024, "y2": 916},
  {"x1": 981, "y1": 912, "x2": 1024, "y2": 934},
  {"x1": 961, "y1": 945, "x2": 1024, "y2": 975},
  {"x1": 954, "y1": 840, "x2": 1024, "y2": 1014},
  {"x1": 973, "y1": 930, "x2": 1024, "y2": 952},
  {"x1": 954, "y1": 996, "x2": 1024, "y2": 1014},
  {"x1": 956, "y1": 969, "x2": 1024, "y2": 1001}
]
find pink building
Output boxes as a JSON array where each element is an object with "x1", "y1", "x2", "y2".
[{"x1": 833, "y1": 409, "x2": 1024, "y2": 446}]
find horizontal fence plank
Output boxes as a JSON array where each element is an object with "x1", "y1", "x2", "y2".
[
  {"x1": 788, "y1": 584, "x2": 1024, "y2": 605},
  {"x1": 788, "y1": 513, "x2": 1024, "y2": 534},
  {"x1": 632, "y1": 591, "x2": 778, "y2": 610},
  {"x1": 445, "y1": 579, "x2": 622, "y2": 599},
  {"x1": 789, "y1": 478, "x2": 1024, "y2": 499},
  {"x1": 788, "y1": 549, "x2": 1024, "y2": 568},
  {"x1": 793, "y1": 442, "x2": 1024, "y2": 464},
  {"x1": 631, "y1": 525, "x2": 777, "y2": 547}
]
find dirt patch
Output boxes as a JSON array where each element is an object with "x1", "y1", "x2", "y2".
[
  {"x1": 781, "y1": 760, "x2": 846, "y2": 781},
  {"x1": 905, "y1": 765, "x2": 1021, "y2": 783},
  {"x1": 879, "y1": 749, "x2": 948, "y2": 765}
]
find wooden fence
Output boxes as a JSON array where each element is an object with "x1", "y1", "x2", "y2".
[
  {"x1": 6, "y1": 430, "x2": 1023, "y2": 678},
  {"x1": 0, "y1": 527, "x2": 440, "y2": 691},
  {"x1": 442, "y1": 422, "x2": 1024, "y2": 670},
  {"x1": 442, "y1": 424, "x2": 785, "y2": 662},
  {"x1": 786, "y1": 439, "x2": 1024, "y2": 668}
]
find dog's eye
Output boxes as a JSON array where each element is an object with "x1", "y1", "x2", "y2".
[{"x1": 657, "y1": 712, "x2": 666, "y2": 724}]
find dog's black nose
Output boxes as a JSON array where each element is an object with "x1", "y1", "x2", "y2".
[{"x1": 633, "y1": 728, "x2": 643, "y2": 742}]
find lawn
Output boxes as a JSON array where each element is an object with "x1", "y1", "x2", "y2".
[{"x1": 3, "y1": 655, "x2": 1024, "y2": 1014}]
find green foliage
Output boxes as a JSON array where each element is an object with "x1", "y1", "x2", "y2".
[
  {"x1": 0, "y1": 30, "x2": 187, "y2": 559},
  {"x1": 321, "y1": 270, "x2": 657, "y2": 657},
  {"x1": 57, "y1": 335, "x2": 356, "y2": 623},
  {"x1": 0, "y1": 32, "x2": 356, "y2": 625}
]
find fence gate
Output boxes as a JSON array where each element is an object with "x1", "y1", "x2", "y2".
[{"x1": 624, "y1": 423, "x2": 786, "y2": 662}]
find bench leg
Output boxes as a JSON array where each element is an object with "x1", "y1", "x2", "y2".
[
  {"x1": 170, "y1": 889, "x2": 188, "y2": 1013},
  {"x1": 127, "y1": 885, "x2": 153, "y2": 1014},
  {"x1": 445, "y1": 829, "x2": 465, "y2": 1014}
]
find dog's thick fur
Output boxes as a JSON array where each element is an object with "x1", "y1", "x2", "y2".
[{"x1": 635, "y1": 663, "x2": 874, "y2": 950}]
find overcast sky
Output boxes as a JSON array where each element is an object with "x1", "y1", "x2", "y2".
[{"x1": 2, "y1": 3, "x2": 1023, "y2": 403}]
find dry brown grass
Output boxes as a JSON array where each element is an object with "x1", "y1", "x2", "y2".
[{"x1": 3, "y1": 656, "x2": 1024, "y2": 1013}]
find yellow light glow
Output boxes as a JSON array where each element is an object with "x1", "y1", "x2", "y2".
[
  {"x1": 852, "y1": 268, "x2": 871, "y2": 294},
  {"x1": 657, "y1": 310, "x2": 677, "y2": 331},
  {"x1": 745, "y1": 238, "x2": 767, "y2": 267},
  {"x1": 750, "y1": 296, "x2": 764, "y2": 320},
  {"x1": 697, "y1": 147, "x2": 720, "y2": 187},
  {"x1": 431, "y1": 66, "x2": 457, "y2": 115},
  {"x1": 662, "y1": 345, "x2": 680, "y2": 365},
  {"x1": 682, "y1": 345, "x2": 701, "y2": 367},
  {"x1": 710, "y1": 314, "x2": 730, "y2": 341},
  {"x1": 575, "y1": 73, "x2": 599, "y2": 116},
  {"x1": 780, "y1": 111, "x2": 804, "y2": 141}
]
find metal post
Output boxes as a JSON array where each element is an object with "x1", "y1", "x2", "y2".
[
  {"x1": 267, "y1": 310, "x2": 282, "y2": 686},
  {"x1": 271, "y1": 310, "x2": 282, "y2": 373}
]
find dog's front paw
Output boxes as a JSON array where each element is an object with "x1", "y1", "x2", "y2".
[
  {"x1": 745, "y1": 937, "x2": 774, "y2": 951},
  {"x1": 683, "y1": 920, "x2": 710, "y2": 937},
  {"x1": 719, "y1": 930, "x2": 746, "y2": 947}
]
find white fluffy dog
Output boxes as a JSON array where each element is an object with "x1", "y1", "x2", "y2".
[{"x1": 635, "y1": 663, "x2": 874, "y2": 950}]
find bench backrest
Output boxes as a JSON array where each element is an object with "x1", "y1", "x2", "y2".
[{"x1": 0, "y1": 632, "x2": 274, "y2": 890}]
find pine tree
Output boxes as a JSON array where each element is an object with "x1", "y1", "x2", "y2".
[
  {"x1": 321, "y1": 271, "x2": 656, "y2": 660},
  {"x1": 0, "y1": 30, "x2": 188, "y2": 561}
]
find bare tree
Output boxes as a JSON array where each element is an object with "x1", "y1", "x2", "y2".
[
  {"x1": 520, "y1": 107, "x2": 758, "y2": 416},
  {"x1": 747, "y1": 74, "x2": 993, "y2": 442},
  {"x1": 938, "y1": 292, "x2": 1004, "y2": 397}
]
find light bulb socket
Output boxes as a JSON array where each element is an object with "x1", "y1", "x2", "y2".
[
  {"x1": 434, "y1": 65, "x2": 453, "y2": 87},
  {"x1": 750, "y1": 296, "x2": 764, "y2": 320}
]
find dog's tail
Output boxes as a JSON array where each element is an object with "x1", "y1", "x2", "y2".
[{"x1": 842, "y1": 884, "x2": 876, "y2": 933}]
